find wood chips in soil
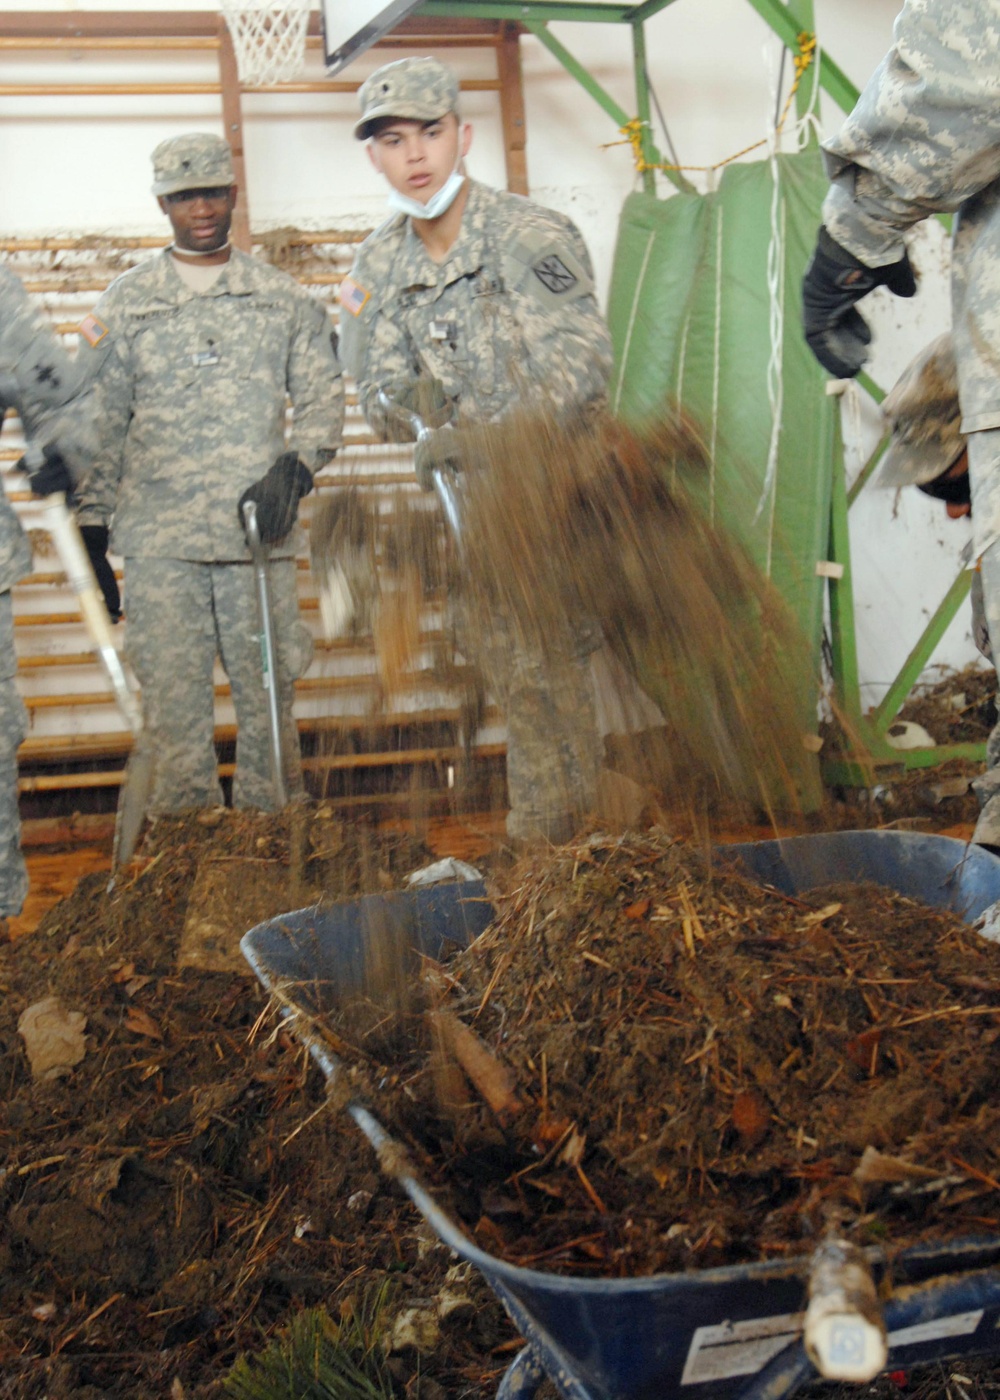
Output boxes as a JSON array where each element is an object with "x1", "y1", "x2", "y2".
[
  {"x1": 327, "y1": 831, "x2": 1000, "y2": 1282},
  {"x1": 0, "y1": 807, "x2": 517, "y2": 1400}
]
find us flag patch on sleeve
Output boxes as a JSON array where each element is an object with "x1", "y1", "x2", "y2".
[
  {"x1": 339, "y1": 277, "x2": 370, "y2": 317},
  {"x1": 78, "y1": 314, "x2": 109, "y2": 347}
]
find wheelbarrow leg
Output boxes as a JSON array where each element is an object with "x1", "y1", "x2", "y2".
[{"x1": 497, "y1": 1345, "x2": 546, "y2": 1400}]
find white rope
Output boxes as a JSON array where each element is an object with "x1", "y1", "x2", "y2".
[
  {"x1": 753, "y1": 41, "x2": 790, "y2": 572},
  {"x1": 611, "y1": 229, "x2": 656, "y2": 417},
  {"x1": 793, "y1": 34, "x2": 824, "y2": 152},
  {"x1": 709, "y1": 203, "x2": 723, "y2": 524},
  {"x1": 674, "y1": 308, "x2": 692, "y2": 492}
]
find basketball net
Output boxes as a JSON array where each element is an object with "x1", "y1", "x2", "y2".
[{"x1": 220, "y1": 0, "x2": 310, "y2": 87}]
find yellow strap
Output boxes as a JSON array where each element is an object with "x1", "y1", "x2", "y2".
[{"x1": 607, "y1": 32, "x2": 817, "y2": 176}]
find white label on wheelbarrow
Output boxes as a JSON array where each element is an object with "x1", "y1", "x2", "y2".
[
  {"x1": 682, "y1": 1313, "x2": 803, "y2": 1385},
  {"x1": 888, "y1": 1311, "x2": 983, "y2": 1349},
  {"x1": 682, "y1": 1308, "x2": 986, "y2": 1385}
]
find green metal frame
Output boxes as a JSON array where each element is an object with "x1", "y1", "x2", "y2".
[{"x1": 418, "y1": 0, "x2": 980, "y2": 787}]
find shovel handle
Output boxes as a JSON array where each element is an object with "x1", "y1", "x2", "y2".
[
  {"x1": 38, "y1": 493, "x2": 143, "y2": 737},
  {"x1": 242, "y1": 499, "x2": 288, "y2": 809}
]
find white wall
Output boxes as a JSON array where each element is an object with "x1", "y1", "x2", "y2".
[{"x1": 0, "y1": 0, "x2": 971, "y2": 712}]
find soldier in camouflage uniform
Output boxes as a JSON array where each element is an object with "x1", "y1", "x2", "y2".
[
  {"x1": 801, "y1": 0, "x2": 1000, "y2": 848},
  {"x1": 340, "y1": 57, "x2": 613, "y2": 843},
  {"x1": 0, "y1": 266, "x2": 94, "y2": 919},
  {"x1": 76, "y1": 134, "x2": 343, "y2": 813}
]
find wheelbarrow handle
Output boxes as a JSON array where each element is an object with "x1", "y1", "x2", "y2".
[{"x1": 242, "y1": 498, "x2": 288, "y2": 810}]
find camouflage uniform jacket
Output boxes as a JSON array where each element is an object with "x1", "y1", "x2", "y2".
[
  {"x1": 338, "y1": 179, "x2": 612, "y2": 433},
  {"x1": 821, "y1": 0, "x2": 1000, "y2": 436},
  {"x1": 0, "y1": 265, "x2": 94, "y2": 596},
  {"x1": 76, "y1": 249, "x2": 343, "y2": 561}
]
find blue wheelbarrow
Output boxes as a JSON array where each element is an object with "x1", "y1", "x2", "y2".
[{"x1": 241, "y1": 831, "x2": 1000, "y2": 1399}]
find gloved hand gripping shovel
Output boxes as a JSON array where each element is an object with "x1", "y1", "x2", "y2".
[
  {"x1": 309, "y1": 392, "x2": 463, "y2": 642},
  {"x1": 242, "y1": 498, "x2": 288, "y2": 809},
  {"x1": 376, "y1": 389, "x2": 463, "y2": 544}
]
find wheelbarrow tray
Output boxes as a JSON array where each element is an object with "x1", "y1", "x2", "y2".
[{"x1": 241, "y1": 832, "x2": 1000, "y2": 1400}]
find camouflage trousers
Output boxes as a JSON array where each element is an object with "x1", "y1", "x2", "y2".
[
  {"x1": 483, "y1": 636, "x2": 601, "y2": 844},
  {"x1": 124, "y1": 557, "x2": 311, "y2": 814},
  {"x1": 0, "y1": 592, "x2": 28, "y2": 916},
  {"x1": 963, "y1": 436, "x2": 997, "y2": 840}
]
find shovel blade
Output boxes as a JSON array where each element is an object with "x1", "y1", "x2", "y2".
[{"x1": 112, "y1": 743, "x2": 155, "y2": 872}]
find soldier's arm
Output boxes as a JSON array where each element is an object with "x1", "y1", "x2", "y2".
[
  {"x1": 285, "y1": 294, "x2": 345, "y2": 470},
  {"x1": 0, "y1": 264, "x2": 95, "y2": 482},
  {"x1": 74, "y1": 299, "x2": 132, "y2": 528},
  {"x1": 502, "y1": 221, "x2": 613, "y2": 419},
  {"x1": 338, "y1": 254, "x2": 420, "y2": 440},
  {"x1": 822, "y1": 0, "x2": 1000, "y2": 265}
]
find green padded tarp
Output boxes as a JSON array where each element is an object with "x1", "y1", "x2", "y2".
[{"x1": 606, "y1": 152, "x2": 840, "y2": 804}]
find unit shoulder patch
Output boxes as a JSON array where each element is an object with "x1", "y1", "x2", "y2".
[
  {"x1": 78, "y1": 314, "x2": 109, "y2": 348},
  {"x1": 339, "y1": 276, "x2": 371, "y2": 317},
  {"x1": 532, "y1": 255, "x2": 578, "y2": 296}
]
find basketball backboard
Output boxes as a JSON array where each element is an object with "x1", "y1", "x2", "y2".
[{"x1": 321, "y1": 0, "x2": 423, "y2": 75}]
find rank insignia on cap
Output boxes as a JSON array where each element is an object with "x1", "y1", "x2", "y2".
[
  {"x1": 532, "y1": 256, "x2": 577, "y2": 295},
  {"x1": 339, "y1": 276, "x2": 371, "y2": 317},
  {"x1": 78, "y1": 314, "x2": 109, "y2": 347}
]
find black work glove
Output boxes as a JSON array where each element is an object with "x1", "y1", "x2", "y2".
[
  {"x1": 79, "y1": 523, "x2": 122, "y2": 622},
  {"x1": 16, "y1": 443, "x2": 73, "y2": 497},
  {"x1": 802, "y1": 226, "x2": 917, "y2": 378},
  {"x1": 239, "y1": 452, "x2": 313, "y2": 545}
]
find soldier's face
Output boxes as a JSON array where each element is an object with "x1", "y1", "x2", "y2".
[
  {"x1": 367, "y1": 115, "x2": 472, "y2": 203},
  {"x1": 157, "y1": 185, "x2": 237, "y2": 252}
]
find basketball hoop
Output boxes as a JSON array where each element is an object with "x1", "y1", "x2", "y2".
[{"x1": 220, "y1": 0, "x2": 311, "y2": 87}]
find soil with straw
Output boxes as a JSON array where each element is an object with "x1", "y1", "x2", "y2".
[
  {"x1": 5, "y1": 813, "x2": 1000, "y2": 1397},
  {"x1": 324, "y1": 832, "x2": 1000, "y2": 1281},
  {"x1": 0, "y1": 808, "x2": 518, "y2": 1399}
]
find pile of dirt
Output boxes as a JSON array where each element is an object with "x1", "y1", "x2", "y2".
[
  {"x1": 325, "y1": 831, "x2": 1000, "y2": 1281},
  {"x1": 900, "y1": 664, "x2": 998, "y2": 746},
  {"x1": 0, "y1": 807, "x2": 518, "y2": 1399}
]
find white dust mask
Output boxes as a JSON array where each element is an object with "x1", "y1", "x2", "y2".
[{"x1": 386, "y1": 157, "x2": 465, "y2": 221}]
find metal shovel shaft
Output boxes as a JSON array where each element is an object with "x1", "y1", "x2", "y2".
[
  {"x1": 376, "y1": 390, "x2": 463, "y2": 543},
  {"x1": 242, "y1": 499, "x2": 288, "y2": 809}
]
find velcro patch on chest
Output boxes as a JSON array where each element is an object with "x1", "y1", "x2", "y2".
[
  {"x1": 78, "y1": 314, "x2": 109, "y2": 347},
  {"x1": 339, "y1": 276, "x2": 371, "y2": 317},
  {"x1": 532, "y1": 255, "x2": 578, "y2": 295}
]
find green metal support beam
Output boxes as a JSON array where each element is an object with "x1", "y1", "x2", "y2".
[
  {"x1": 521, "y1": 19, "x2": 630, "y2": 124},
  {"x1": 869, "y1": 568, "x2": 974, "y2": 738},
  {"x1": 630, "y1": 20, "x2": 656, "y2": 196},
  {"x1": 419, "y1": 0, "x2": 634, "y2": 21},
  {"x1": 523, "y1": 19, "x2": 693, "y2": 192},
  {"x1": 741, "y1": 0, "x2": 860, "y2": 115},
  {"x1": 628, "y1": 0, "x2": 683, "y2": 25}
]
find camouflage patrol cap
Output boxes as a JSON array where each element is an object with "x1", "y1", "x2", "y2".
[
  {"x1": 354, "y1": 57, "x2": 459, "y2": 140},
  {"x1": 151, "y1": 133, "x2": 235, "y2": 197},
  {"x1": 877, "y1": 332, "x2": 966, "y2": 489}
]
